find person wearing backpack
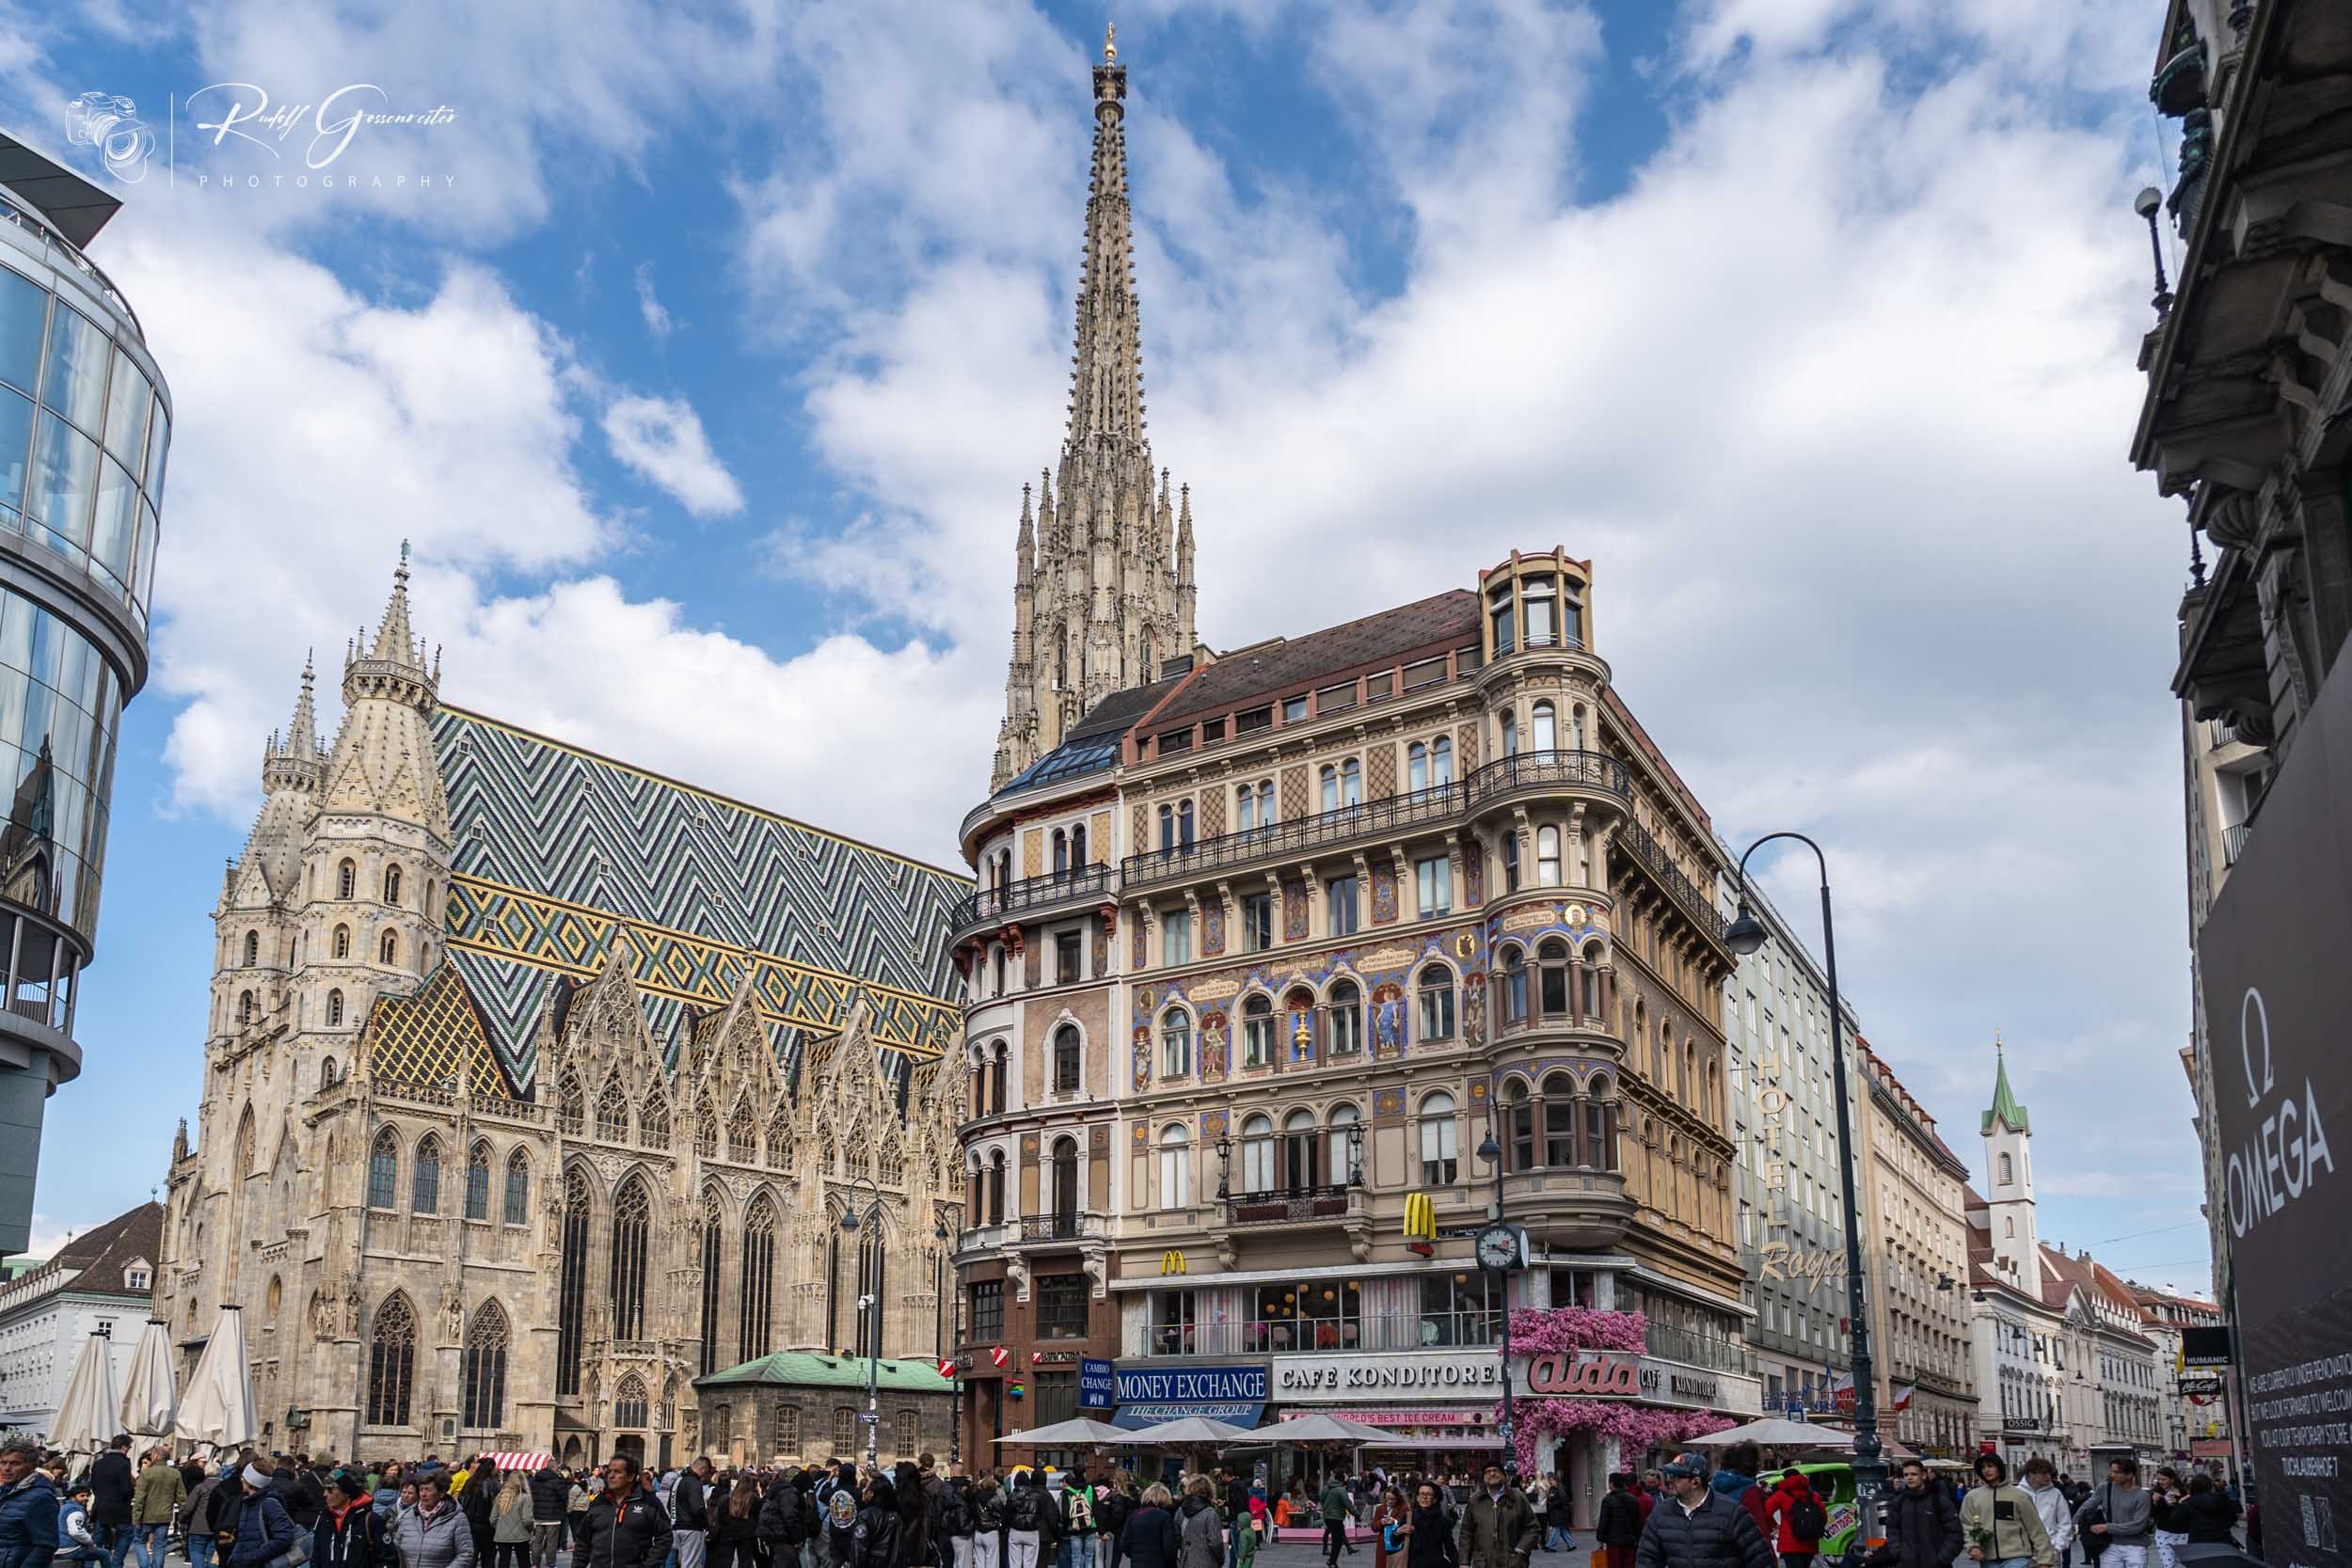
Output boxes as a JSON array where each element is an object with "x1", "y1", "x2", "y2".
[
  {"x1": 1764, "y1": 1472, "x2": 1825, "y2": 1568},
  {"x1": 1060, "y1": 1479, "x2": 1095, "y2": 1568},
  {"x1": 1005, "y1": 1473, "x2": 1051, "y2": 1568}
]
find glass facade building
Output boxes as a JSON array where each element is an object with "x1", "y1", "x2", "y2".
[{"x1": 0, "y1": 143, "x2": 167, "y2": 1252}]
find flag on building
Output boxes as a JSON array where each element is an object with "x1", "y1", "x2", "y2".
[{"x1": 1891, "y1": 1382, "x2": 1915, "y2": 1412}]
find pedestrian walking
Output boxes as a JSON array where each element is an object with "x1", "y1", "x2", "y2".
[
  {"x1": 131, "y1": 1447, "x2": 183, "y2": 1568},
  {"x1": 2019, "y1": 1462, "x2": 2074, "y2": 1568},
  {"x1": 1321, "y1": 1475, "x2": 1356, "y2": 1568},
  {"x1": 1456, "y1": 1465, "x2": 1538, "y2": 1568},
  {"x1": 1763, "y1": 1470, "x2": 1825, "y2": 1568},
  {"x1": 575, "y1": 1458, "x2": 670, "y2": 1568},
  {"x1": 396, "y1": 1473, "x2": 480, "y2": 1568},
  {"x1": 673, "y1": 1462, "x2": 714, "y2": 1568},
  {"x1": 1396, "y1": 1481, "x2": 1454, "y2": 1568},
  {"x1": 2073, "y1": 1459, "x2": 2153, "y2": 1568},
  {"x1": 1174, "y1": 1479, "x2": 1221, "y2": 1568},
  {"x1": 492, "y1": 1477, "x2": 533, "y2": 1568},
  {"x1": 971, "y1": 1472, "x2": 1006, "y2": 1568},
  {"x1": 528, "y1": 1464, "x2": 568, "y2": 1568},
  {"x1": 709, "y1": 1480, "x2": 758, "y2": 1568},
  {"x1": 227, "y1": 1465, "x2": 305, "y2": 1568},
  {"x1": 1629, "y1": 1452, "x2": 1772, "y2": 1568},
  {"x1": 1960, "y1": 1456, "x2": 2055, "y2": 1568},
  {"x1": 1594, "y1": 1476, "x2": 1642, "y2": 1568},
  {"x1": 316, "y1": 1472, "x2": 383, "y2": 1568},
  {"x1": 2147, "y1": 1473, "x2": 2185, "y2": 1568},
  {"x1": 1108, "y1": 1483, "x2": 1179, "y2": 1568},
  {"x1": 88, "y1": 1437, "x2": 135, "y2": 1568},
  {"x1": 2157, "y1": 1479, "x2": 2236, "y2": 1547}
]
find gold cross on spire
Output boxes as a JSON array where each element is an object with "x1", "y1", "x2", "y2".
[{"x1": 1105, "y1": 21, "x2": 1117, "y2": 61}]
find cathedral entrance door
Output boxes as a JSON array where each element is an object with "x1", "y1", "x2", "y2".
[{"x1": 615, "y1": 1434, "x2": 644, "y2": 1468}]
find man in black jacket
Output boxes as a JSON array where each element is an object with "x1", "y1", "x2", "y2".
[
  {"x1": 1632, "y1": 1453, "x2": 1773, "y2": 1568},
  {"x1": 87, "y1": 1438, "x2": 134, "y2": 1568},
  {"x1": 578, "y1": 1457, "x2": 672, "y2": 1568},
  {"x1": 1596, "y1": 1475, "x2": 1645, "y2": 1568},
  {"x1": 1875, "y1": 1461, "x2": 1963, "y2": 1568},
  {"x1": 758, "y1": 1471, "x2": 807, "y2": 1568},
  {"x1": 529, "y1": 1465, "x2": 570, "y2": 1568},
  {"x1": 674, "y1": 1461, "x2": 712, "y2": 1568}
]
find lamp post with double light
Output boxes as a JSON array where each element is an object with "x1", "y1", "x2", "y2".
[
  {"x1": 1723, "y1": 833, "x2": 1883, "y2": 1542},
  {"x1": 1474, "y1": 1128, "x2": 1519, "y2": 1478},
  {"x1": 936, "y1": 1209, "x2": 963, "y2": 1469},
  {"x1": 838, "y1": 1174, "x2": 887, "y2": 1469}
]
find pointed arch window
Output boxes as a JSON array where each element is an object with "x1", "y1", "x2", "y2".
[
  {"x1": 556, "y1": 1166, "x2": 591, "y2": 1395},
  {"x1": 331, "y1": 925, "x2": 351, "y2": 960},
  {"x1": 237, "y1": 990, "x2": 255, "y2": 1025},
  {"x1": 556, "y1": 1074, "x2": 584, "y2": 1136},
  {"x1": 384, "y1": 864, "x2": 402, "y2": 906},
  {"x1": 699, "y1": 1188, "x2": 725, "y2": 1377},
  {"x1": 596, "y1": 1079, "x2": 628, "y2": 1143},
  {"x1": 464, "y1": 1141, "x2": 491, "y2": 1221},
  {"x1": 462, "y1": 1300, "x2": 508, "y2": 1430},
  {"x1": 640, "y1": 1096, "x2": 670, "y2": 1149},
  {"x1": 411, "y1": 1134, "x2": 441, "y2": 1214},
  {"x1": 766, "y1": 1110, "x2": 792, "y2": 1169},
  {"x1": 727, "y1": 1100, "x2": 756, "y2": 1163},
  {"x1": 338, "y1": 860, "x2": 357, "y2": 900},
  {"x1": 740, "y1": 1196, "x2": 776, "y2": 1360},
  {"x1": 614, "y1": 1373, "x2": 648, "y2": 1430},
  {"x1": 365, "y1": 1294, "x2": 416, "y2": 1427},
  {"x1": 367, "y1": 1129, "x2": 398, "y2": 1210},
  {"x1": 379, "y1": 929, "x2": 398, "y2": 966},
  {"x1": 610, "y1": 1178, "x2": 651, "y2": 1340},
  {"x1": 694, "y1": 1102, "x2": 718, "y2": 1158},
  {"x1": 1998, "y1": 1152, "x2": 2013, "y2": 1185},
  {"x1": 502, "y1": 1148, "x2": 531, "y2": 1225},
  {"x1": 242, "y1": 930, "x2": 259, "y2": 967},
  {"x1": 326, "y1": 989, "x2": 344, "y2": 1026},
  {"x1": 321, "y1": 1055, "x2": 339, "y2": 1090}
]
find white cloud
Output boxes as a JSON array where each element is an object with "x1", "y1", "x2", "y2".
[
  {"x1": 634, "y1": 260, "x2": 673, "y2": 341},
  {"x1": 600, "y1": 393, "x2": 745, "y2": 517}
]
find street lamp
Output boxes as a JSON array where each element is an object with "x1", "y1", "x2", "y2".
[
  {"x1": 2134, "y1": 185, "x2": 2174, "y2": 315},
  {"x1": 936, "y1": 1211, "x2": 963, "y2": 1470},
  {"x1": 1475, "y1": 1129, "x2": 1518, "y2": 1479},
  {"x1": 839, "y1": 1174, "x2": 886, "y2": 1470},
  {"x1": 1724, "y1": 832, "x2": 1885, "y2": 1538}
]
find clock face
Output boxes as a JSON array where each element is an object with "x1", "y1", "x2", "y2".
[{"x1": 1477, "y1": 1226, "x2": 1518, "y2": 1271}]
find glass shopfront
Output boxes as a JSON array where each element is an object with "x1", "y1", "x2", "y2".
[{"x1": 1145, "y1": 1275, "x2": 1504, "y2": 1357}]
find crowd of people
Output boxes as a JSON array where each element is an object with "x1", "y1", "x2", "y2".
[{"x1": 0, "y1": 1434, "x2": 2249, "y2": 1568}]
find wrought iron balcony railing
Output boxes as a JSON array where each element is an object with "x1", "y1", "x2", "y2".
[
  {"x1": 1018, "y1": 1212, "x2": 1107, "y2": 1243},
  {"x1": 948, "y1": 864, "x2": 1113, "y2": 933},
  {"x1": 1615, "y1": 815, "x2": 1728, "y2": 946},
  {"x1": 1221, "y1": 1180, "x2": 1357, "y2": 1227}
]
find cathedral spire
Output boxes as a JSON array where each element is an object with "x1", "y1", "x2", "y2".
[
  {"x1": 284, "y1": 651, "x2": 319, "y2": 759},
  {"x1": 1068, "y1": 29, "x2": 1144, "y2": 454}
]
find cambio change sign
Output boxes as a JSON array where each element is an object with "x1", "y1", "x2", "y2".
[{"x1": 2201, "y1": 657, "x2": 2352, "y2": 1568}]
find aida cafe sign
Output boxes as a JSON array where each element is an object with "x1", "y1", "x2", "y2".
[
  {"x1": 1526, "y1": 1353, "x2": 1641, "y2": 1397},
  {"x1": 1518, "y1": 1352, "x2": 1728, "y2": 1411}
]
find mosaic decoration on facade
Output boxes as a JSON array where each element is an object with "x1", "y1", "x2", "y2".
[
  {"x1": 1281, "y1": 879, "x2": 1309, "y2": 942},
  {"x1": 1202, "y1": 901, "x2": 1225, "y2": 956},
  {"x1": 1371, "y1": 866, "x2": 1398, "y2": 924},
  {"x1": 433, "y1": 706, "x2": 968, "y2": 1084}
]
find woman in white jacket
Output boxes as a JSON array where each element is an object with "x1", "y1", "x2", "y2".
[{"x1": 2021, "y1": 1462, "x2": 2076, "y2": 1568}]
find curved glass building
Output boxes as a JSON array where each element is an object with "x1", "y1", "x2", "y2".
[{"x1": 0, "y1": 132, "x2": 167, "y2": 1250}]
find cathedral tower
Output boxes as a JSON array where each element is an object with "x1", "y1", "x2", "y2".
[
  {"x1": 1980, "y1": 1041, "x2": 2042, "y2": 1297},
  {"x1": 992, "y1": 27, "x2": 1197, "y2": 790}
]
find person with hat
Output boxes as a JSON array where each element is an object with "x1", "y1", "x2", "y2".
[
  {"x1": 225, "y1": 1463, "x2": 305, "y2": 1568},
  {"x1": 314, "y1": 1471, "x2": 383, "y2": 1568},
  {"x1": 1631, "y1": 1453, "x2": 1773, "y2": 1568}
]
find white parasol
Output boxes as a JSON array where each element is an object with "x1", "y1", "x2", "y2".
[
  {"x1": 52, "y1": 1332, "x2": 122, "y2": 1455},
  {"x1": 119, "y1": 1318, "x2": 179, "y2": 1438},
  {"x1": 993, "y1": 1418, "x2": 1133, "y2": 1445},
  {"x1": 173, "y1": 1305, "x2": 259, "y2": 1449},
  {"x1": 1689, "y1": 1418, "x2": 1855, "y2": 1449},
  {"x1": 1100, "y1": 1416, "x2": 1257, "y2": 1445}
]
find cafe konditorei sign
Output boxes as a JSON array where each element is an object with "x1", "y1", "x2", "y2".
[
  {"x1": 2200, "y1": 643, "x2": 2352, "y2": 1568},
  {"x1": 1273, "y1": 1351, "x2": 1509, "y2": 1399}
]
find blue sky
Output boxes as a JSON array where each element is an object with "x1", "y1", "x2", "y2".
[{"x1": 4, "y1": 0, "x2": 2217, "y2": 1295}]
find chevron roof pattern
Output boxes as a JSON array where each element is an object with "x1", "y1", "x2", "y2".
[{"x1": 430, "y1": 706, "x2": 970, "y2": 1086}]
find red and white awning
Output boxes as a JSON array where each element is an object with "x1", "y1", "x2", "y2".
[{"x1": 479, "y1": 1453, "x2": 554, "y2": 1471}]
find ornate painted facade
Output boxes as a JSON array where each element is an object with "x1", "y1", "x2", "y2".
[{"x1": 153, "y1": 557, "x2": 967, "y2": 1465}]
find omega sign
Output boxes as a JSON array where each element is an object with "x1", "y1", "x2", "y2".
[{"x1": 2224, "y1": 988, "x2": 2336, "y2": 1242}]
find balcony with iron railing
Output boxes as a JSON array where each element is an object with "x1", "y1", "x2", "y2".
[
  {"x1": 1646, "y1": 1322, "x2": 1760, "y2": 1376},
  {"x1": 949, "y1": 864, "x2": 1113, "y2": 940},
  {"x1": 1142, "y1": 1309, "x2": 1502, "y2": 1358},
  {"x1": 1221, "y1": 1180, "x2": 1360, "y2": 1228},
  {"x1": 953, "y1": 1212, "x2": 1106, "y2": 1258},
  {"x1": 1615, "y1": 815, "x2": 1728, "y2": 948},
  {"x1": 1121, "y1": 751, "x2": 1629, "y2": 891}
]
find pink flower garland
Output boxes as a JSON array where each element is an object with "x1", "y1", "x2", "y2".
[
  {"x1": 1507, "y1": 1307, "x2": 1649, "y2": 1354},
  {"x1": 1501, "y1": 1400, "x2": 1736, "y2": 1471}
]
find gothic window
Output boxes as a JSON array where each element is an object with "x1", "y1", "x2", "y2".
[
  {"x1": 326, "y1": 989, "x2": 344, "y2": 1026},
  {"x1": 384, "y1": 864, "x2": 402, "y2": 906},
  {"x1": 464, "y1": 1141, "x2": 491, "y2": 1221},
  {"x1": 462, "y1": 1300, "x2": 508, "y2": 1430},
  {"x1": 556, "y1": 1166, "x2": 591, "y2": 1396},
  {"x1": 556, "y1": 1074, "x2": 584, "y2": 1136},
  {"x1": 610, "y1": 1177, "x2": 651, "y2": 1340},
  {"x1": 878, "y1": 1135, "x2": 906, "y2": 1186},
  {"x1": 332, "y1": 925, "x2": 351, "y2": 960},
  {"x1": 238, "y1": 990, "x2": 255, "y2": 1025},
  {"x1": 379, "y1": 929, "x2": 398, "y2": 966},
  {"x1": 740, "y1": 1196, "x2": 776, "y2": 1360},
  {"x1": 411, "y1": 1133, "x2": 441, "y2": 1214},
  {"x1": 661, "y1": 1374, "x2": 677, "y2": 1431},
  {"x1": 502, "y1": 1148, "x2": 530, "y2": 1225},
  {"x1": 613, "y1": 1372, "x2": 647, "y2": 1430},
  {"x1": 365, "y1": 1293, "x2": 416, "y2": 1428},
  {"x1": 766, "y1": 1110, "x2": 791, "y2": 1169},
  {"x1": 640, "y1": 1095, "x2": 671, "y2": 1149},
  {"x1": 367, "y1": 1130, "x2": 398, "y2": 1210},
  {"x1": 596, "y1": 1079, "x2": 628, "y2": 1143},
  {"x1": 320, "y1": 1055, "x2": 339, "y2": 1090},
  {"x1": 727, "y1": 1100, "x2": 756, "y2": 1163},
  {"x1": 1999, "y1": 1153, "x2": 2013, "y2": 1184},
  {"x1": 242, "y1": 930, "x2": 259, "y2": 966},
  {"x1": 699, "y1": 1189, "x2": 725, "y2": 1377},
  {"x1": 695, "y1": 1102, "x2": 718, "y2": 1158},
  {"x1": 709, "y1": 1403, "x2": 732, "y2": 1447},
  {"x1": 338, "y1": 860, "x2": 356, "y2": 900}
]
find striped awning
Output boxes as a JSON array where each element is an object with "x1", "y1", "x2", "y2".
[{"x1": 479, "y1": 1453, "x2": 554, "y2": 1471}]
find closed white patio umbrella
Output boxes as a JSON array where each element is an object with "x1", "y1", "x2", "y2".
[
  {"x1": 52, "y1": 1332, "x2": 122, "y2": 1455},
  {"x1": 1251, "y1": 1413, "x2": 1389, "y2": 1444},
  {"x1": 119, "y1": 1318, "x2": 178, "y2": 1439},
  {"x1": 173, "y1": 1306, "x2": 259, "y2": 1450}
]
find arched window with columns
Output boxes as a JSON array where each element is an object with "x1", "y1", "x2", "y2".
[
  {"x1": 462, "y1": 1300, "x2": 508, "y2": 1430},
  {"x1": 366, "y1": 1293, "x2": 416, "y2": 1427}
]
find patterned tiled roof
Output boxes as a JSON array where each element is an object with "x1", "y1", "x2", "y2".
[
  {"x1": 429, "y1": 706, "x2": 970, "y2": 1088},
  {"x1": 368, "y1": 962, "x2": 511, "y2": 1095}
]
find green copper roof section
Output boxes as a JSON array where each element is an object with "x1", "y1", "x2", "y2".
[
  {"x1": 1982, "y1": 1048, "x2": 2029, "y2": 1134},
  {"x1": 692, "y1": 1352, "x2": 952, "y2": 1392}
]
